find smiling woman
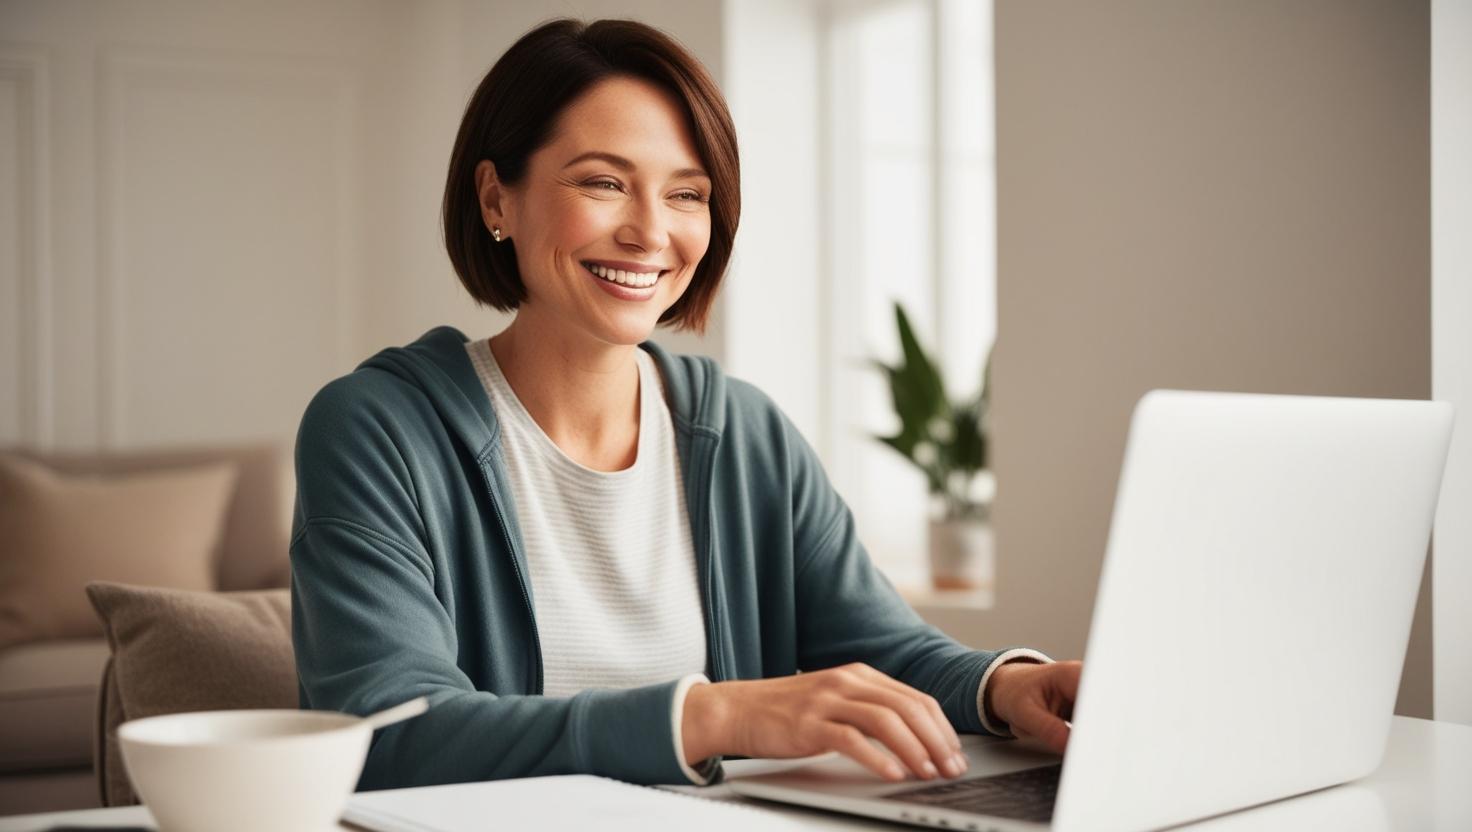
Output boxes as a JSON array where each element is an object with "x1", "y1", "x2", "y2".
[
  {"x1": 289, "y1": 17, "x2": 1078, "y2": 795},
  {"x1": 470, "y1": 76, "x2": 715, "y2": 348},
  {"x1": 442, "y1": 19, "x2": 738, "y2": 336}
]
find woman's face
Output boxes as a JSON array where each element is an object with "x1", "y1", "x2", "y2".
[{"x1": 488, "y1": 75, "x2": 713, "y2": 348}]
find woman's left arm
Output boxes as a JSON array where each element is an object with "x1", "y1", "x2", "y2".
[{"x1": 781, "y1": 410, "x2": 1078, "y2": 752}]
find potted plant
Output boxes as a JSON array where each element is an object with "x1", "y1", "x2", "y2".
[{"x1": 871, "y1": 302, "x2": 993, "y2": 591}]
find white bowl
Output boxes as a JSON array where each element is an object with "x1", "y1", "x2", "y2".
[{"x1": 118, "y1": 709, "x2": 373, "y2": 832}]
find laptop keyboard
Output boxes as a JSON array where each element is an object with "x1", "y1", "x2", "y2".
[{"x1": 882, "y1": 763, "x2": 1062, "y2": 824}]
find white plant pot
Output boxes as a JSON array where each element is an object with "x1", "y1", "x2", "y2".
[{"x1": 928, "y1": 516, "x2": 995, "y2": 591}]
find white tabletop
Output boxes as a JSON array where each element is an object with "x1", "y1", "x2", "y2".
[{"x1": 3, "y1": 716, "x2": 1468, "y2": 831}]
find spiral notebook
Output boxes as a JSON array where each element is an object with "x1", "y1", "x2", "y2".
[{"x1": 342, "y1": 773, "x2": 810, "y2": 832}]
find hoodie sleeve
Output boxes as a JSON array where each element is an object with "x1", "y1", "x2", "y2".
[
  {"x1": 780, "y1": 409, "x2": 1026, "y2": 737},
  {"x1": 290, "y1": 374, "x2": 697, "y2": 788}
]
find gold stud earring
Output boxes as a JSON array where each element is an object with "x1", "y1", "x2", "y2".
[{"x1": 492, "y1": 226, "x2": 502, "y2": 242}]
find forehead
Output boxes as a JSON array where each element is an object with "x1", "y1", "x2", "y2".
[{"x1": 541, "y1": 76, "x2": 705, "y2": 174}]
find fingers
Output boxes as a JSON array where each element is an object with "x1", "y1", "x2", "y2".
[
  {"x1": 846, "y1": 685, "x2": 965, "y2": 778},
  {"x1": 828, "y1": 700, "x2": 945, "y2": 781},
  {"x1": 1008, "y1": 705, "x2": 1072, "y2": 755},
  {"x1": 987, "y1": 661, "x2": 1083, "y2": 756},
  {"x1": 821, "y1": 723, "x2": 907, "y2": 782},
  {"x1": 833, "y1": 665, "x2": 965, "y2": 779},
  {"x1": 1037, "y1": 662, "x2": 1082, "y2": 747},
  {"x1": 1053, "y1": 660, "x2": 1083, "y2": 704},
  {"x1": 851, "y1": 664, "x2": 963, "y2": 752},
  {"x1": 724, "y1": 664, "x2": 984, "y2": 784}
]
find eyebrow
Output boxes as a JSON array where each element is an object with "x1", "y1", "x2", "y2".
[{"x1": 561, "y1": 151, "x2": 710, "y2": 182}]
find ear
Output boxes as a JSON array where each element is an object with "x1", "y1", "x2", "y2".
[{"x1": 474, "y1": 160, "x2": 514, "y2": 240}]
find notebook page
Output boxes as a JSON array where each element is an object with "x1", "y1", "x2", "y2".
[{"x1": 343, "y1": 774, "x2": 809, "y2": 832}]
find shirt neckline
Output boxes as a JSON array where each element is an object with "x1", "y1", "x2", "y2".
[{"x1": 468, "y1": 340, "x2": 658, "y2": 481}]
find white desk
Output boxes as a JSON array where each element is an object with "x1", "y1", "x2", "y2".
[{"x1": 2, "y1": 716, "x2": 1468, "y2": 831}]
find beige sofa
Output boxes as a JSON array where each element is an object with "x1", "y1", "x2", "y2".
[{"x1": 0, "y1": 444, "x2": 293, "y2": 816}]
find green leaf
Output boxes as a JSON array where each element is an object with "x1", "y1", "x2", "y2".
[
  {"x1": 869, "y1": 302, "x2": 986, "y2": 495},
  {"x1": 893, "y1": 303, "x2": 947, "y2": 424},
  {"x1": 876, "y1": 433, "x2": 914, "y2": 460},
  {"x1": 872, "y1": 362, "x2": 922, "y2": 440}
]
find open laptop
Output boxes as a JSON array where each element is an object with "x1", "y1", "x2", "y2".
[{"x1": 727, "y1": 390, "x2": 1454, "y2": 832}]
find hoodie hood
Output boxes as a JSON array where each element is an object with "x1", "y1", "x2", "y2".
[{"x1": 357, "y1": 326, "x2": 727, "y2": 460}]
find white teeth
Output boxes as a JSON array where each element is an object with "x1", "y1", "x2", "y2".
[{"x1": 586, "y1": 262, "x2": 659, "y2": 288}]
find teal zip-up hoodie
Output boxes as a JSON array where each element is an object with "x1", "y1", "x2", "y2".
[{"x1": 291, "y1": 326, "x2": 1017, "y2": 790}]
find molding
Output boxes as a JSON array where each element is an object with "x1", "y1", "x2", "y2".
[
  {"x1": 0, "y1": 44, "x2": 53, "y2": 448},
  {"x1": 95, "y1": 45, "x2": 359, "y2": 447},
  {"x1": 1432, "y1": 0, "x2": 1472, "y2": 726}
]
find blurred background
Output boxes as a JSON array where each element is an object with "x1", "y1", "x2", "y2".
[{"x1": 2, "y1": 0, "x2": 1468, "y2": 737}]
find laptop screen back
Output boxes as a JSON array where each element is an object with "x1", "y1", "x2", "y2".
[{"x1": 1053, "y1": 391, "x2": 1452, "y2": 832}]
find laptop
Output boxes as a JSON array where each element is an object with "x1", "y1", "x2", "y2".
[{"x1": 727, "y1": 390, "x2": 1454, "y2": 832}]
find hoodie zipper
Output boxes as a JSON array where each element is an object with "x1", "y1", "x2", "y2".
[{"x1": 480, "y1": 461, "x2": 544, "y2": 695}]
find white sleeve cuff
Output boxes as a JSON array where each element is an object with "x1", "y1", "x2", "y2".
[
  {"x1": 672, "y1": 672, "x2": 715, "y2": 785},
  {"x1": 976, "y1": 648, "x2": 1054, "y2": 737}
]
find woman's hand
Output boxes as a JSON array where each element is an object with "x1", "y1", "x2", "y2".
[
  {"x1": 983, "y1": 660, "x2": 1082, "y2": 755},
  {"x1": 681, "y1": 663, "x2": 968, "y2": 782}
]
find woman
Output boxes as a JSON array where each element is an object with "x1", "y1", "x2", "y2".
[{"x1": 291, "y1": 18, "x2": 1081, "y2": 790}]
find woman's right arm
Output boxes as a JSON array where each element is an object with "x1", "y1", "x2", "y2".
[
  {"x1": 290, "y1": 376, "x2": 696, "y2": 788},
  {"x1": 292, "y1": 518, "x2": 697, "y2": 788}
]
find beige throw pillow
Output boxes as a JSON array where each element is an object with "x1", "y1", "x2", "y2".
[
  {"x1": 0, "y1": 455, "x2": 237, "y2": 649},
  {"x1": 85, "y1": 582, "x2": 296, "y2": 807}
]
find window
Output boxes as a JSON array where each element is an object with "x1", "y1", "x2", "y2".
[{"x1": 821, "y1": 0, "x2": 996, "y2": 587}]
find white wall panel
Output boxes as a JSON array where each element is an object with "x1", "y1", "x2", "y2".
[
  {"x1": 720, "y1": 0, "x2": 821, "y2": 441},
  {"x1": 1432, "y1": 0, "x2": 1472, "y2": 726},
  {"x1": 97, "y1": 49, "x2": 359, "y2": 446},
  {"x1": 0, "y1": 47, "x2": 50, "y2": 447}
]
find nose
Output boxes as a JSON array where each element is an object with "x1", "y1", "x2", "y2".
[{"x1": 614, "y1": 193, "x2": 670, "y2": 254}]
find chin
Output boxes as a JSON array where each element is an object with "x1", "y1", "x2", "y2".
[
  {"x1": 593, "y1": 318, "x2": 662, "y2": 347},
  {"x1": 578, "y1": 288, "x2": 684, "y2": 347}
]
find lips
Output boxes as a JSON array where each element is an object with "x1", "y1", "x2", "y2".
[
  {"x1": 581, "y1": 260, "x2": 669, "y2": 289},
  {"x1": 582, "y1": 262, "x2": 659, "y2": 299}
]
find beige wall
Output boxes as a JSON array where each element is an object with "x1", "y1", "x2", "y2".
[
  {"x1": 0, "y1": 0, "x2": 726, "y2": 453},
  {"x1": 982, "y1": 0, "x2": 1432, "y2": 715}
]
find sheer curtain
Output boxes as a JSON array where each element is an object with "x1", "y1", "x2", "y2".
[{"x1": 821, "y1": 0, "x2": 996, "y2": 587}]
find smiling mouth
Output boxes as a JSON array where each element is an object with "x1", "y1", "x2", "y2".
[{"x1": 581, "y1": 261, "x2": 668, "y2": 289}]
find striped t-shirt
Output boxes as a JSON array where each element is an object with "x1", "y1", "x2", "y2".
[{"x1": 465, "y1": 340, "x2": 709, "y2": 700}]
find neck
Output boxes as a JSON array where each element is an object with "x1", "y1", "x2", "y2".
[{"x1": 487, "y1": 310, "x2": 642, "y2": 470}]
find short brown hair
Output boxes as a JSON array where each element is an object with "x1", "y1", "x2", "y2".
[{"x1": 443, "y1": 18, "x2": 740, "y2": 333}]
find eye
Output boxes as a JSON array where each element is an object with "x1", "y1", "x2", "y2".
[
  {"x1": 672, "y1": 190, "x2": 709, "y2": 203},
  {"x1": 584, "y1": 177, "x2": 624, "y2": 193}
]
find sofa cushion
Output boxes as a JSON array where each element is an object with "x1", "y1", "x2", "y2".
[
  {"x1": 0, "y1": 455, "x2": 237, "y2": 650},
  {"x1": 10, "y1": 445, "x2": 294, "y2": 592},
  {"x1": 0, "y1": 638, "x2": 110, "y2": 771},
  {"x1": 85, "y1": 582, "x2": 295, "y2": 807}
]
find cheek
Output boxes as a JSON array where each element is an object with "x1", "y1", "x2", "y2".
[
  {"x1": 545, "y1": 196, "x2": 617, "y2": 250},
  {"x1": 674, "y1": 213, "x2": 713, "y2": 267}
]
